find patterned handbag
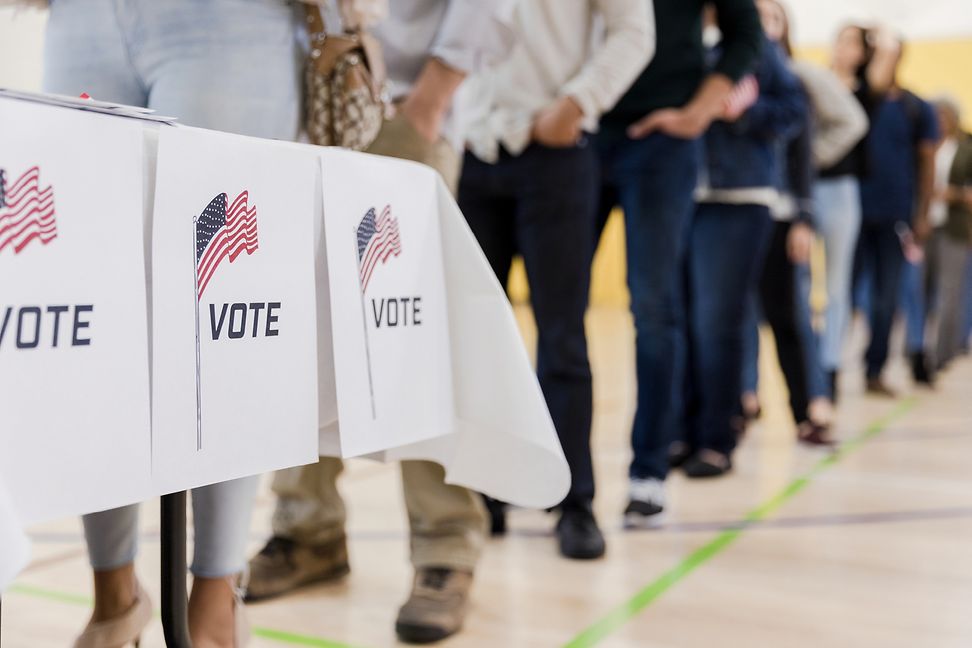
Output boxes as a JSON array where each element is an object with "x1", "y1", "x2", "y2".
[{"x1": 304, "y1": 3, "x2": 387, "y2": 150}]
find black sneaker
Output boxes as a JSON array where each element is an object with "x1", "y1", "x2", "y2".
[
  {"x1": 556, "y1": 507, "x2": 606, "y2": 560},
  {"x1": 683, "y1": 450, "x2": 732, "y2": 479},
  {"x1": 481, "y1": 495, "x2": 507, "y2": 537},
  {"x1": 910, "y1": 351, "x2": 936, "y2": 386},
  {"x1": 624, "y1": 478, "x2": 666, "y2": 529}
]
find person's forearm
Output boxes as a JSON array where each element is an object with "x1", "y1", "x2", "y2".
[
  {"x1": 682, "y1": 74, "x2": 735, "y2": 132},
  {"x1": 408, "y1": 58, "x2": 466, "y2": 117},
  {"x1": 914, "y1": 148, "x2": 936, "y2": 225}
]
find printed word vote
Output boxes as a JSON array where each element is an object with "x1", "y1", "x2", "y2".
[
  {"x1": 0, "y1": 305, "x2": 93, "y2": 349},
  {"x1": 210, "y1": 302, "x2": 281, "y2": 340},
  {"x1": 371, "y1": 297, "x2": 422, "y2": 328}
]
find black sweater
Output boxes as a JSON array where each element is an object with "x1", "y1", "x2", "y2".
[{"x1": 602, "y1": 0, "x2": 763, "y2": 129}]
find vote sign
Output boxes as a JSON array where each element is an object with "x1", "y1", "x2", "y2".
[
  {"x1": 151, "y1": 127, "x2": 320, "y2": 493},
  {"x1": 0, "y1": 98, "x2": 154, "y2": 523},
  {"x1": 320, "y1": 150, "x2": 454, "y2": 457}
]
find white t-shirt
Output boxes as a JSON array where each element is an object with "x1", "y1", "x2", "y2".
[{"x1": 931, "y1": 137, "x2": 959, "y2": 228}]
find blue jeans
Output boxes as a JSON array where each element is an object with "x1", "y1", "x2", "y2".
[
  {"x1": 742, "y1": 295, "x2": 760, "y2": 396},
  {"x1": 458, "y1": 142, "x2": 597, "y2": 510},
  {"x1": 901, "y1": 258, "x2": 930, "y2": 354},
  {"x1": 44, "y1": 0, "x2": 300, "y2": 577},
  {"x1": 854, "y1": 220, "x2": 906, "y2": 379},
  {"x1": 797, "y1": 263, "x2": 828, "y2": 400},
  {"x1": 596, "y1": 131, "x2": 699, "y2": 481},
  {"x1": 813, "y1": 176, "x2": 862, "y2": 375},
  {"x1": 684, "y1": 203, "x2": 772, "y2": 455}
]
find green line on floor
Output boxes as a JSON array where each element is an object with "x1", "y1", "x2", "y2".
[
  {"x1": 8, "y1": 583, "x2": 92, "y2": 607},
  {"x1": 564, "y1": 398, "x2": 917, "y2": 648},
  {"x1": 7, "y1": 583, "x2": 366, "y2": 648},
  {"x1": 252, "y1": 627, "x2": 365, "y2": 648}
]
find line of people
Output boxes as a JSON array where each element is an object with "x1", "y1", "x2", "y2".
[{"x1": 26, "y1": 0, "x2": 971, "y2": 646}]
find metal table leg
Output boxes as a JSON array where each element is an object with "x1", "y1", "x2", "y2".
[{"x1": 161, "y1": 492, "x2": 192, "y2": 647}]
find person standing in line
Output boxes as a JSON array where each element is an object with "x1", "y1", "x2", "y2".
[
  {"x1": 245, "y1": 1, "x2": 516, "y2": 644},
  {"x1": 37, "y1": 0, "x2": 304, "y2": 645},
  {"x1": 594, "y1": 0, "x2": 762, "y2": 527},
  {"x1": 674, "y1": 15, "x2": 807, "y2": 478},
  {"x1": 926, "y1": 97, "x2": 972, "y2": 371},
  {"x1": 815, "y1": 24, "x2": 898, "y2": 401},
  {"x1": 740, "y1": 0, "x2": 868, "y2": 446},
  {"x1": 458, "y1": 0, "x2": 655, "y2": 559},
  {"x1": 854, "y1": 36, "x2": 939, "y2": 398}
]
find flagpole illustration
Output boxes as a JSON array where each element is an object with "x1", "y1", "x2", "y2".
[
  {"x1": 354, "y1": 227, "x2": 377, "y2": 420},
  {"x1": 193, "y1": 216, "x2": 203, "y2": 450}
]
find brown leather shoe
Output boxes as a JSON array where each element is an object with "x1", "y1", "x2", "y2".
[
  {"x1": 243, "y1": 535, "x2": 349, "y2": 603},
  {"x1": 395, "y1": 568, "x2": 472, "y2": 644},
  {"x1": 865, "y1": 377, "x2": 897, "y2": 398}
]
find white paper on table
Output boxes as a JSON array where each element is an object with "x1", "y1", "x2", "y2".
[
  {"x1": 0, "y1": 98, "x2": 155, "y2": 524},
  {"x1": 150, "y1": 126, "x2": 320, "y2": 494},
  {"x1": 0, "y1": 89, "x2": 178, "y2": 123},
  {"x1": 0, "y1": 474, "x2": 30, "y2": 592},
  {"x1": 319, "y1": 150, "x2": 454, "y2": 458},
  {"x1": 360, "y1": 175, "x2": 571, "y2": 510}
]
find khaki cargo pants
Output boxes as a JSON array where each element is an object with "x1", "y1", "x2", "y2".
[{"x1": 270, "y1": 113, "x2": 486, "y2": 571}]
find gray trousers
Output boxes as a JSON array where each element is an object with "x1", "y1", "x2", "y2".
[{"x1": 930, "y1": 233, "x2": 972, "y2": 368}]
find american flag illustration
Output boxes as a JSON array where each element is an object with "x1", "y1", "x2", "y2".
[
  {"x1": 0, "y1": 166, "x2": 57, "y2": 254},
  {"x1": 723, "y1": 74, "x2": 760, "y2": 122},
  {"x1": 194, "y1": 191, "x2": 259, "y2": 298},
  {"x1": 356, "y1": 205, "x2": 401, "y2": 292}
]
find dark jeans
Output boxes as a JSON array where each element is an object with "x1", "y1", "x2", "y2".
[
  {"x1": 854, "y1": 220, "x2": 906, "y2": 378},
  {"x1": 684, "y1": 203, "x2": 773, "y2": 456},
  {"x1": 595, "y1": 131, "x2": 700, "y2": 481},
  {"x1": 458, "y1": 142, "x2": 597, "y2": 510},
  {"x1": 758, "y1": 221, "x2": 811, "y2": 423}
]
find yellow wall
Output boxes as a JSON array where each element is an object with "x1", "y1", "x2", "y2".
[{"x1": 508, "y1": 37, "x2": 972, "y2": 308}]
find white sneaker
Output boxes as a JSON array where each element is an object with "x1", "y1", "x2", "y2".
[{"x1": 624, "y1": 478, "x2": 667, "y2": 529}]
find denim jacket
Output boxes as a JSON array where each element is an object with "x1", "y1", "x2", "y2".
[{"x1": 701, "y1": 38, "x2": 807, "y2": 191}]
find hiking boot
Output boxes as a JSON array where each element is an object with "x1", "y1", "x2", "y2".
[
  {"x1": 395, "y1": 568, "x2": 473, "y2": 644},
  {"x1": 243, "y1": 535, "x2": 349, "y2": 603}
]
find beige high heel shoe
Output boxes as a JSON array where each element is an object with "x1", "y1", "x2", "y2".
[{"x1": 73, "y1": 580, "x2": 153, "y2": 648}]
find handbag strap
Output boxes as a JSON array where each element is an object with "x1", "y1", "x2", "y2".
[
  {"x1": 306, "y1": 1, "x2": 362, "y2": 43},
  {"x1": 306, "y1": 4, "x2": 328, "y2": 48}
]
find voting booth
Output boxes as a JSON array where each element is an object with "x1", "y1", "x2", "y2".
[{"x1": 0, "y1": 91, "x2": 571, "y2": 596}]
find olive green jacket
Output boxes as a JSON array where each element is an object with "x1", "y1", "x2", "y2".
[{"x1": 945, "y1": 132, "x2": 972, "y2": 245}]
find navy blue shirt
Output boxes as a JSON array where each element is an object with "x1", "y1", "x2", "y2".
[{"x1": 860, "y1": 92, "x2": 939, "y2": 224}]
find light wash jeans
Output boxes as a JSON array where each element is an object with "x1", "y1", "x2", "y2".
[
  {"x1": 44, "y1": 0, "x2": 301, "y2": 578},
  {"x1": 813, "y1": 176, "x2": 862, "y2": 374},
  {"x1": 901, "y1": 260, "x2": 925, "y2": 354}
]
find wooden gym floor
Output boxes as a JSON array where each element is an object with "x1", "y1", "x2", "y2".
[{"x1": 4, "y1": 306, "x2": 972, "y2": 647}]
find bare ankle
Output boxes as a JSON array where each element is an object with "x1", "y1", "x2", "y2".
[
  {"x1": 189, "y1": 576, "x2": 240, "y2": 648},
  {"x1": 91, "y1": 564, "x2": 138, "y2": 622}
]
